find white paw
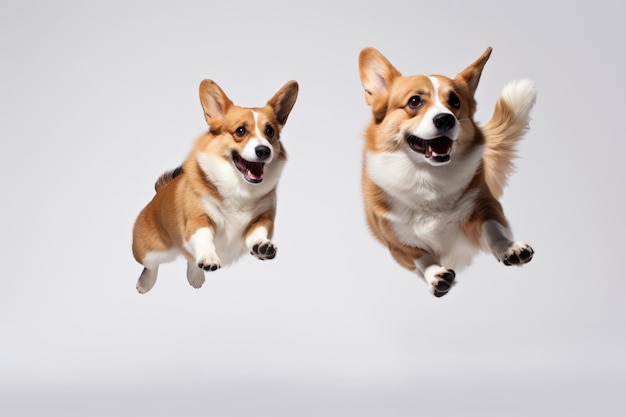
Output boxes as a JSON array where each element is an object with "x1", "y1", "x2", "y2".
[
  {"x1": 501, "y1": 241, "x2": 534, "y2": 266},
  {"x1": 136, "y1": 268, "x2": 157, "y2": 294},
  {"x1": 424, "y1": 265, "x2": 456, "y2": 298},
  {"x1": 196, "y1": 253, "x2": 221, "y2": 272},
  {"x1": 186, "y1": 263, "x2": 206, "y2": 289},
  {"x1": 250, "y1": 240, "x2": 277, "y2": 261}
]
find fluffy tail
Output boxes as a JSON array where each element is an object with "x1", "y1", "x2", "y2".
[
  {"x1": 482, "y1": 79, "x2": 537, "y2": 199},
  {"x1": 154, "y1": 165, "x2": 183, "y2": 192}
]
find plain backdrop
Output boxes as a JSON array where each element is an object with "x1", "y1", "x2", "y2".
[{"x1": 1, "y1": 1, "x2": 624, "y2": 416}]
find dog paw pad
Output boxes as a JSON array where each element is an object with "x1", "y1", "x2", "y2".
[
  {"x1": 502, "y1": 242, "x2": 534, "y2": 266},
  {"x1": 198, "y1": 262, "x2": 220, "y2": 271},
  {"x1": 251, "y1": 241, "x2": 277, "y2": 261},
  {"x1": 197, "y1": 254, "x2": 221, "y2": 272},
  {"x1": 429, "y1": 268, "x2": 456, "y2": 298}
]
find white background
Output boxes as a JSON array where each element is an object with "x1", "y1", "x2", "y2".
[{"x1": 1, "y1": 1, "x2": 624, "y2": 416}]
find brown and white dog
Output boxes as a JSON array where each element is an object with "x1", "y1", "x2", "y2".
[
  {"x1": 358, "y1": 47, "x2": 536, "y2": 297},
  {"x1": 132, "y1": 79, "x2": 298, "y2": 293}
]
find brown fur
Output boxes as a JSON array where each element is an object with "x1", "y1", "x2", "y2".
[
  {"x1": 358, "y1": 46, "x2": 535, "y2": 296},
  {"x1": 132, "y1": 79, "x2": 298, "y2": 293}
]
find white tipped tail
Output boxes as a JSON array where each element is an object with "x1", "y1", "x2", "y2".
[{"x1": 482, "y1": 79, "x2": 537, "y2": 198}]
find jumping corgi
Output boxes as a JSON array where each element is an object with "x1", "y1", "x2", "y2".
[
  {"x1": 132, "y1": 79, "x2": 299, "y2": 294},
  {"x1": 358, "y1": 47, "x2": 536, "y2": 297}
]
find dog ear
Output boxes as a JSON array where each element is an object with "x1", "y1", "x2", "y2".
[
  {"x1": 359, "y1": 47, "x2": 402, "y2": 123},
  {"x1": 199, "y1": 79, "x2": 233, "y2": 130},
  {"x1": 267, "y1": 80, "x2": 299, "y2": 127},
  {"x1": 456, "y1": 47, "x2": 492, "y2": 97}
]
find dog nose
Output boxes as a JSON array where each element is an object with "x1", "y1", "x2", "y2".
[
  {"x1": 433, "y1": 113, "x2": 456, "y2": 132},
  {"x1": 255, "y1": 145, "x2": 272, "y2": 160}
]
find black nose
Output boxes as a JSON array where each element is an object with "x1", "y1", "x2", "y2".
[
  {"x1": 433, "y1": 113, "x2": 456, "y2": 132},
  {"x1": 255, "y1": 145, "x2": 271, "y2": 160}
]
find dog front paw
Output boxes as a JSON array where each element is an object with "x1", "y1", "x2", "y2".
[
  {"x1": 251, "y1": 240, "x2": 277, "y2": 261},
  {"x1": 501, "y1": 242, "x2": 534, "y2": 266},
  {"x1": 197, "y1": 254, "x2": 221, "y2": 271},
  {"x1": 425, "y1": 266, "x2": 456, "y2": 298}
]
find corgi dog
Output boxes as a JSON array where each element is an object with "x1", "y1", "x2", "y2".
[
  {"x1": 132, "y1": 79, "x2": 298, "y2": 294},
  {"x1": 358, "y1": 47, "x2": 536, "y2": 297}
]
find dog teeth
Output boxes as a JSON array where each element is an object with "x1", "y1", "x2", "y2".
[
  {"x1": 426, "y1": 147, "x2": 449, "y2": 158},
  {"x1": 246, "y1": 169, "x2": 261, "y2": 180}
]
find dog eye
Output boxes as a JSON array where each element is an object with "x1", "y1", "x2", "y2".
[
  {"x1": 235, "y1": 126, "x2": 247, "y2": 137},
  {"x1": 265, "y1": 125, "x2": 275, "y2": 138},
  {"x1": 407, "y1": 95, "x2": 422, "y2": 110},
  {"x1": 449, "y1": 92, "x2": 461, "y2": 109}
]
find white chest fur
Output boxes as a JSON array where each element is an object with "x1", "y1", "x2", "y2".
[
  {"x1": 200, "y1": 192, "x2": 275, "y2": 266},
  {"x1": 365, "y1": 148, "x2": 484, "y2": 269},
  {"x1": 197, "y1": 153, "x2": 283, "y2": 266}
]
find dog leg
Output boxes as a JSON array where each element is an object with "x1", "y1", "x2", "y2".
[
  {"x1": 387, "y1": 244, "x2": 454, "y2": 297},
  {"x1": 482, "y1": 220, "x2": 534, "y2": 266},
  {"x1": 185, "y1": 227, "x2": 222, "y2": 271},
  {"x1": 135, "y1": 249, "x2": 180, "y2": 293},
  {"x1": 415, "y1": 254, "x2": 456, "y2": 298},
  {"x1": 136, "y1": 267, "x2": 158, "y2": 294},
  {"x1": 186, "y1": 260, "x2": 206, "y2": 289},
  {"x1": 246, "y1": 225, "x2": 277, "y2": 261}
]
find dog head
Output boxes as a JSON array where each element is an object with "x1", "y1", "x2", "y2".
[
  {"x1": 359, "y1": 47, "x2": 491, "y2": 166},
  {"x1": 198, "y1": 79, "x2": 298, "y2": 184}
]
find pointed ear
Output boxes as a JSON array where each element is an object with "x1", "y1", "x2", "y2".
[
  {"x1": 359, "y1": 47, "x2": 402, "y2": 122},
  {"x1": 455, "y1": 47, "x2": 492, "y2": 96},
  {"x1": 267, "y1": 80, "x2": 299, "y2": 127},
  {"x1": 199, "y1": 79, "x2": 233, "y2": 129}
]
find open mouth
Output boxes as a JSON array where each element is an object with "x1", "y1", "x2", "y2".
[
  {"x1": 406, "y1": 135, "x2": 453, "y2": 164},
  {"x1": 232, "y1": 152, "x2": 265, "y2": 183}
]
